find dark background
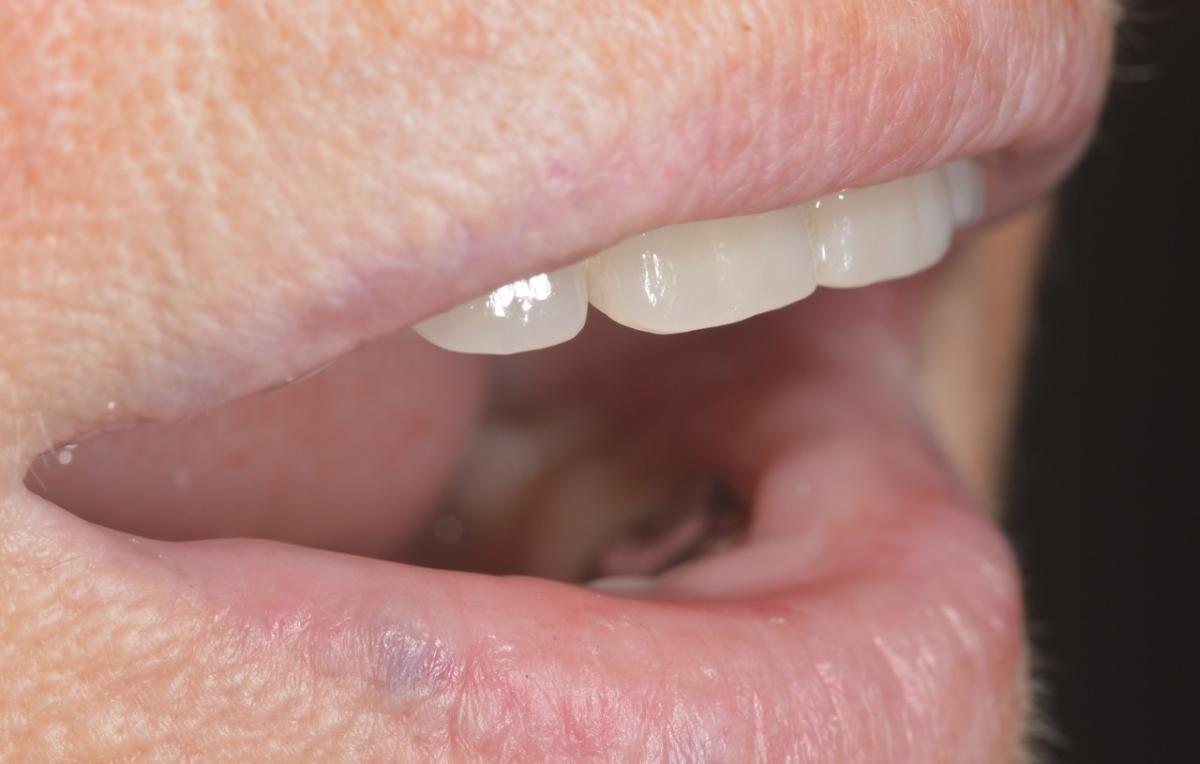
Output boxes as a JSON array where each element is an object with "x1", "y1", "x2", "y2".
[{"x1": 1005, "y1": 1, "x2": 1198, "y2": 761}]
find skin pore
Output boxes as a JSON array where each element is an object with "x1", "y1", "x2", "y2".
[{"x1": 1, "y1": 2, "x2": 1113, "y2": 760}]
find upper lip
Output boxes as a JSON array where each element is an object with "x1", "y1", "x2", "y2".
[
  {"x1": 245, "y1": 0, "x2": 1116, "y2": 420},
  {"x1": 0, "y1": 0, "x2": 1114, "y2": 441},
  {"x1": 345, "y1": 0, "x2": 1115, "y2": 337}
]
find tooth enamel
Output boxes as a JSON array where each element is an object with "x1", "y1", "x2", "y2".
[
  {"x1": 806, "y1": 167, "x2": 957, "y2": 288},
  {"x1": 585, "y1": 207, "x2": 818, "y2": 334},
  {"x1": 418, "y1": 161, "x2": 985, "y2": 354},
  {"x1": 942, "y1": 159, "x2": 986, "y2": 226},
  {"x1": 414, "y1": 264, "x2": 588, "y2": 354}
]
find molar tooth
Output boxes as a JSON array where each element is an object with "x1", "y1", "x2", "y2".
[
  {"x1": 586, "y1": 208, "x2": 818, "y2": 334},
  {"x1": 807, "y1": 168, "x2": 956, "y2": 288},
  {"x1": 943, "y1": 159, "x2": 986, "y2": 226},
  {"x1": 414, "y1": 264, "x2": 588, "y2": 355}
]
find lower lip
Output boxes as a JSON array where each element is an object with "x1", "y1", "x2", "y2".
[{"x1": 46, "y1": 283, "x2": 1027, "y2": 758}]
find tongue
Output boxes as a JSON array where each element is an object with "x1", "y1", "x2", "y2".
[{"x1": 23, "y1": 285, "x2": 1028, "y2": 759}]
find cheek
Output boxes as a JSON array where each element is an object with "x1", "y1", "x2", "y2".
[
  {"x1": 26, "y1": 331, "x2": 487, "y2": 556},
  {"x1": 913, "y1": 204, "x2": 1052, "y2": 503}
]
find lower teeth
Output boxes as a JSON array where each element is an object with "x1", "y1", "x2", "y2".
[
  {"x1": 407, "y1": 440, "x2": 746, "y2": 584},
  {"x1": 586, "y1": 476, "x2": 746, "y2": 581}
]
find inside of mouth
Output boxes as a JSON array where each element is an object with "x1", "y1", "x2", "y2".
[
  {"x1": 20, "y1": 158, "x2": 990, "y2": 585},
  {"x1": 405, "y1": 404, "x2": 751, "y2": 585},
  {"x1": 24, "y1": 283, "x2": 919, "y2": 588}
]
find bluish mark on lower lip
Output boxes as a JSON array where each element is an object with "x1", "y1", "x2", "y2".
[{"x1": 374, "y1": 625, "x2": 463, "y2": 697}]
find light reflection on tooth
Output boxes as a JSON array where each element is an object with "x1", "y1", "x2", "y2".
[
  {"x1": 414, "y1": 264, "x2": 588, "y2": 354},
  {"x1": 586, "y1": 207, "x2": 818, "y2": 334},
  {"x1": 806, "y1": 168, "x2": 956, "y2": 288}
]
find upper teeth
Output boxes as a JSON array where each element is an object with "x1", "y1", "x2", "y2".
[
  {"x1": 415, "y1": 160, "x2": 984, "y2": 354},
  {"x1": 413, "y1": 266, "x2": 589, "y2": 355}
]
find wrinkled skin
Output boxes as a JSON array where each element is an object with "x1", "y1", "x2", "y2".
[{"x1": 1, "y1": 1, "x2": 1114, "y2": 761}]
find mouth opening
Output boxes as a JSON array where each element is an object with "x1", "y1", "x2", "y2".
[{"x1": 24, "y1": 265, "x2": 953, "y2": 587}]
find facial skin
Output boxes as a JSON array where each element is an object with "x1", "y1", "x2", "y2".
[{"x1": 1, "y1": 2, "x2": 1114, "y2": 761}]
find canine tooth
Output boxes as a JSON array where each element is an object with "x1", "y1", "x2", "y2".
[
  {"x1": 586, "y1": 208, "x2": 817, "y2": 334},
  {"x1": 807, "y1": 168, "x2": 956, "y2": 288},
  {"x1": 414, "y1": 264, "x2": 588, "y2": 354},
  {"x1": 943, "y1": 159, "x2": 986, "y2": 226}
]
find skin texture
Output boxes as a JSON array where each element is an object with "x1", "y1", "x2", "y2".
[{"x1": 0, "y1": 1, "x2": 1115, "y2": 760}]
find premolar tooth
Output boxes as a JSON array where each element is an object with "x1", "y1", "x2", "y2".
[
  {"x1": 586, "y1": 208, "x2": 817, "y2": 334},
  {"x1": 414, "y1": 264, "x2": 588, "y2": 354},
  {"x1": 807, "y1": 168, "x2": 956, "y2": 288},
  {"x1": 943, "y1": 159, "x2": 986, "y2": 226}
]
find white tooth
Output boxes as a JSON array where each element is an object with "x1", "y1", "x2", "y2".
[
  {"x1": 911, "y1": 168, "x2": 955, "y2": 260},
  {"x1": 942, "y1": 159, "x2": 986, "y2": 226},
  {"x1": 414, "y1": 264, "x2": 588, "y2": 354},
  {"x1": 806, "y1": 168, "x2": 956, "y2": 288},
  {"x1": 585, "y1": 208, "x2": 817, "y2": 334}
]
